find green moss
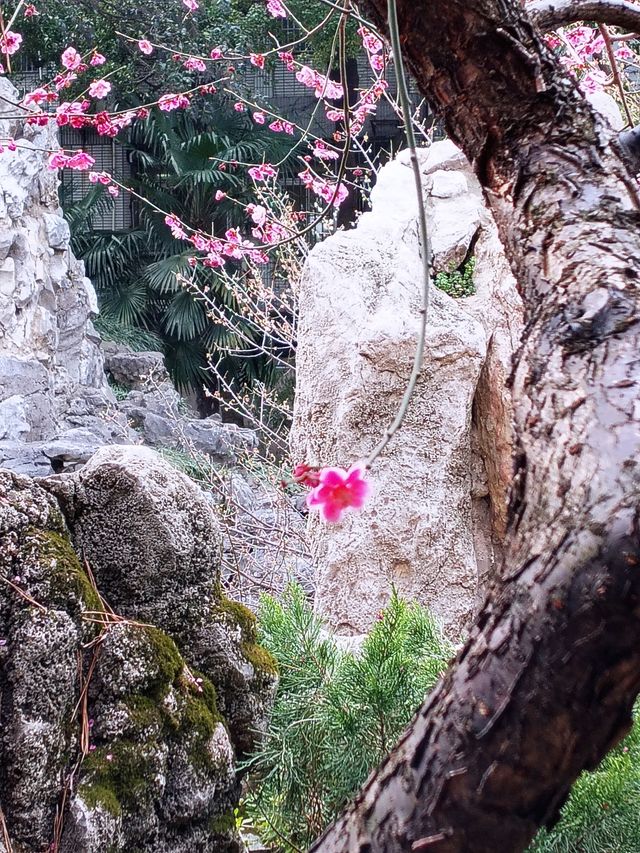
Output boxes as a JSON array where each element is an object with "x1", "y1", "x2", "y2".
[
  {"x1": 78, "y1": 780, "x2": 122, "y2": 817},
  {"x1": 216, "y1": 596, "x2": 278, "y2": 677},
  {"x1": 26, "y1": 528, "x2": 102, "y2": 614},
  {"x1": 141, "y1": 626, "x2": 183, "y2": 700},
  {"x1": 81, "y1": 740, "x2": 157, "y2": 814},
  {"x1": 218, "y1": 596, "x2": 258, "y2": 642},
  {"x1": 435, "y1": 255, "x2": 476, "y2": 298},
  {"x1": 123, "y1": 694, "x2": 164, "y2": 735},
  {"x1": 241, "y1": 641, "x2": 278, "y2": 678},
  {"x1": 180, "y1": 670, "x2": 225, "y2": 770}
]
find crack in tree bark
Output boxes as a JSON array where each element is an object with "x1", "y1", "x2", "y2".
[{"x1": 309, "y1": 1, "x2": 640, "y2": 851}]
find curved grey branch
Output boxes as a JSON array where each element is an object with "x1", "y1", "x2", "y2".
[{"x1": 528, "y1": 0, "x2": 640, "y2": 32}]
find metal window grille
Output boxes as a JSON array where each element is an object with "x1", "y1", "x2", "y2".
[{"x1": 59, "y1": 127, "x2": 137, "y2": 231}]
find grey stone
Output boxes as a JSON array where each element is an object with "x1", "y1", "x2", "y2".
[
  {"x1": 0, "y1": 394, "x2": 30, "y2": 440},
  {"x1": 0, "y1": 462, "x2": 273, "y2": 853},
  {"x1": 0, "y1": 440, "x2": 53, "y2": 477},
  {"x1": 103, "y1": 345, "x2": 168, "y2": 390},
  {"x1": 43, "y1": 213, "x2": 70, "y2": 250},
  {"x1": 42, "y1": 445, "x2": 277, "y2": 753}
]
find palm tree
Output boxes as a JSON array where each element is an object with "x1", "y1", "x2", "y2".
[{"x1": 66, "y1": 98, "x2": 297, "y2": 413}]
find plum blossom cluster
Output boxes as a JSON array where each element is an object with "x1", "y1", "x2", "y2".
[
  {"x1": 164, "y1": 214, "x2": 269, "y2": 268},
  {"x1": 548, "y1": 24, "x2": 636, "y2": 93},
  {"x1": 358, "y1": 25, "x2": 385, "y2": 73},
  {"x1": 292, "y1": 464, "x2": 370, "y2": 524},
  {"x1": 298, "y1": 167, "x2": 348, "y2": 208},
  {"x1": 88, "y1": 170, "x2": 120, "y2": 197},
  {"x1": 48, "y1": 150, "x2": 95, "y2": 170}
]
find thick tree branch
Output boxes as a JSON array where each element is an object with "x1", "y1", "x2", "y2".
[
  {"x1": 310, "y1": 0, "x2": 640, "y2": 850},
  {"x1": 528, "y1": 0, "x2": 640, "y2": 33}
]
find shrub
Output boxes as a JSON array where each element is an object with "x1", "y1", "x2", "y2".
[
  {"x1": 243, "y1": 584, "x2": 454, "y2": 850},
  {"x1": 529, "y1": 704, "x2": 640, "y2": 853}
]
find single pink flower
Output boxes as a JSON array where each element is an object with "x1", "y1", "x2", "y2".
[
  {"x1": 233, "y1": 101, "x2": 245, "y2": 112},
  {"x1": 266, "y1": 0, "x2": 287, "y2": 16},
  {"x1": 23, "y1": 4, "x2": 39, "y2": 16},
  {"x1": 108, "y1": 185, "x2": 119, "y2": 197},
  {"x1": 66, "y1": 151, "x2": 95, "y2": 170},
  {"x1": 307, "y1": 465, "x2": 369, "y2": 523},
  {"x1": 210, "y1": 47, "x2": 223, "y2": 59},
  {"x1": 90, "y1": 51, "x2": 106, "y2": 66},
  {"x1": 183, "y1": 0, "x2": 198, "y2": 10},
  {"x1": 253, "y1": 111, "x2": 266, "y2": 124},
  {"x1": 214, "y1": 190, "x2": 226, "y2": 200},
  {"x1": 88, "y1": 79, "x2": 111, "y2": 98},
  {"x1": 61, "y1": 46, "x2": 81, "y2": 70},
  {"x1": 48, "y1": 151, "x2": 69, "y2": 169},
  {"x1": 250, "y1": 53, "x2": 265, "y2": 69},
  {"x1": 138, "y1": 39, "x2": 153, "y2": 55},
  {"x1": 0, "y1": 30, "x2": 22, "y2": 56}
]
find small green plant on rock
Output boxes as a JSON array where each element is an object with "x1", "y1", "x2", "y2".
[
  {"x1": 243, "y1": 584, "x2": 453, "y2": 850},
  {"x1": 435, "y1": 255, "x2": 476, "y2": 298}
]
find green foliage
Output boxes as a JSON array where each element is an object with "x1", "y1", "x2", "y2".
[
  {"x1": 244, "y1": 584, "x2": 453, "y2": 850},
  {"x1": 67, "y1": 102, "x2": 294, "y2": 398},
  {"x1": 435, "y1": 255, "x2": 476, "y2": 299},
  {"x1": 529, "y1": 706, "x2": 640, "y2": 853}
]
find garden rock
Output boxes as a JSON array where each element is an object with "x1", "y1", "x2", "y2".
[
  {"x1": 291, "y1": 141, "x2": 524, "y2": 637},
  {"x1": 0, "y1": 458, "x2": 276, "y2": 852},
  {"x1": 42, "y1": 445, "x2": 277, "y2": 753}
]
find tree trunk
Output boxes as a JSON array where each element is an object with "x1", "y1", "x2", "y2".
[{"x1": 311, "y1": 1, "x2": 640, "y2": 851}]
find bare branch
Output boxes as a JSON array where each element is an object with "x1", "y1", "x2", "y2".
[{"x1": 528, "y1": 0, "x2": 640, "y2": 33}]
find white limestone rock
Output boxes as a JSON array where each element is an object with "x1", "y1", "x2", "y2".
[{"x1": 291, "y1": 141, "x2": 524, "y2": 638}]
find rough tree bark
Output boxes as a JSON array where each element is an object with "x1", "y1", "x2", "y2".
[{"x1": 311, "y1": 1, "x2": 640, "y2": 851}]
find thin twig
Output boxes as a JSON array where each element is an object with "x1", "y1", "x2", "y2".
[
  {"x1": 365, "y1": 0, "x2": 432, "y2": 469},
  {"x1": 598, "y1": 23, "x2": 634, "y2": 126},
  {"x1": 0, "y1": 804, "x2": 13, "y2": 853}
]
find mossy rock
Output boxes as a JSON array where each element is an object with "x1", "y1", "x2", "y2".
[
  {"x1": 23, "y1": 527, "x2": 103, "y2": 615},
  {"x1": 216, "y1": 596, "x2": 278, "y2": 678},
  {"x1": 80, "y1": 740, "x2": 159, "y2": 815}
]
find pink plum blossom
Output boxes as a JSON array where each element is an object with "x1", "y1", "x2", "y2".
[
  {"x1": 210, "y1": 47, "x2": 223, "y2": 59},
  {"x1": 24, "y1": 4, "x2": 39, "y2": 16},
  {"x1": 183, "y1": 0, "x2": 199, "y2": 10},
  {"x1": 138, "y1": 40, "x2": 153, "y2": 55},
  {"x1": 88, "y1": 79, "x2": 111, "y2": 98},
  {"x1": 158, "y1": 93, "x2": 190, "y2": 111},
  {"x1": 90, "y1": 51, "x2": 106, "y2": 66},
  {"x1": 47, "y1": 151, "x2": 69, "y2": 169},
  {"x1": 253, "y1": 111, "x2": 266, "y2": 124},
  {"x1": 580, "y1": 69, "x2": 608, "y2": 93},
  {"x1": 0, "y1": 31, "x2": 22, "y2": 55},
  {"x1": 184, "y1": 56, "x2": 206, "y2": 72},
  {"x1": 266, "y1": 0, "x2": 287, "y2": 17},
  {"x1": 66, "y1": 151, "x2": 95, "y2": 170},
  {"x1": 61, "y1": 46, "x2": 82, "y2": 70},
  {"x1": 307, "y1": 465, "x2": 369, "y2": 523},
  {"x1": 214, "y1": 190, "x2": 226, "y2": 200},
  {"x1": 250, "y1": 53, "x2": 265, "y2": 69},
  {"x1": 248, "y1": 163, "x2": 277, "y2": 181},
  {"x1": 247, "y1": 203, "x2": 267, "y2": 226}
]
